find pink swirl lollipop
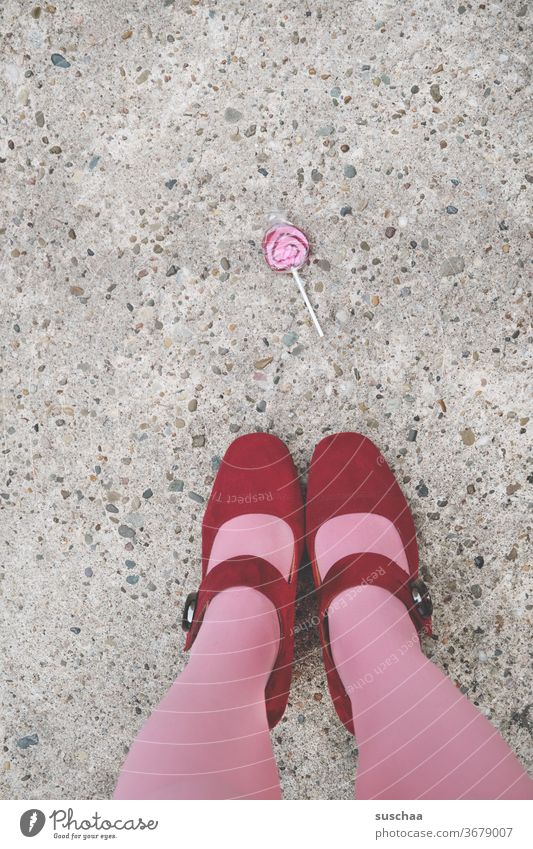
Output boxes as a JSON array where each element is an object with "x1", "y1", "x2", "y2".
[
  {"x1": 262, "y1": 218, "x2": 324, "y2": 337},
  {"x1": 262, "y1": 224, "x2": 309, "y2": 272}
]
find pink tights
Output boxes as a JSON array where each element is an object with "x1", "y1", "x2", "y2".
[
  {"x1": 113, "y1": 587, "x2": 281, "y2": 799},
  {"x1": 114, "y1": 515, "x2": 533, "y2": 799},
  {"x1": 114, "y1": 514, "x2": 290, "y2": 800},
  {"x1": 330, "y1": 586, "x2": 532, "y2": 799}
]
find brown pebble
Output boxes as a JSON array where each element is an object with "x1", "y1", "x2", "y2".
[
  {"x1": 385, "y1": 226, "x2": 396, "y2": 238},
  {"x1": 460, "y1": 428, "x2": 476, "y2": 446},
  {"x1": 254, "y1": 356, "x2": 273, "y2": 370},
  {"x1": 430, "y1": 83, "x2": 442, "y2": 102}
]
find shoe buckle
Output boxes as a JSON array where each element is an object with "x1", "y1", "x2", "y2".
[
  {"x1": 410, "y1": 579, "x2": 433, "y2": 618},
  {"x1": 182, "y1": 592, "x2": 199, "y2": 631}
]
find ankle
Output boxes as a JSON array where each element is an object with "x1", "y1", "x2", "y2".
[
  {"x1": 186, "y1": 587, "x2": 280, "y2": 683},
  {"x1": 327, "y1": 585, "x2": 422, "y2": 692}
]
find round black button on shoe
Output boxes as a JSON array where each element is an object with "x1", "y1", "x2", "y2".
[
  {"x1": 182, "y1": 592, "x2": 199, "y2": 631},
  {"x1": 410, "y1": 579, "x2": 433, "y2": 618}
]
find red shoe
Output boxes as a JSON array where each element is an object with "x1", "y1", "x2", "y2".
[
  {"x1": 306, "y1": 432, "x2": 433, "y2": 734},
  {"x1": 181, "y1": 433, "x2": 305, "y2": 728}
]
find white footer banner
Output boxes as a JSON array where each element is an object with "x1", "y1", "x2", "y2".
[{"x1": 0, "y1": 799, "x2": 530, "y2": 848}]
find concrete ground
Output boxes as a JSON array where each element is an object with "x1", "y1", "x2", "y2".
[{"x1": 1, "y1": 0, "x2": 531, "y2": 800}]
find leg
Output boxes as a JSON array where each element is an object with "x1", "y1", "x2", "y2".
[
  {"x1": 307, "y1": 433, "x2": 532, "y2": 799},
  {"x1": 328, "y1": 585, "x2": 533, "y2": 800},
  {"x1": 114, "y1": 587, "x2": 281, "y2": 799},
  {"x1": 114, "y1": 511, "x2": 295, "y2": 800}
]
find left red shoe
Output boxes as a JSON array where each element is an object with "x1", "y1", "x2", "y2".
[
  {"x1": 181, "y1": 432, "x2": 305, "y2": 729},
  {"x1": 306, "y1": 432, "x2": 433, "y2": 735}
]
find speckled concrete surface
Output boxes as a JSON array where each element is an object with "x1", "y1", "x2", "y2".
[{"x1": 1, "y1": 0, "x2": 531, "y2": 800}]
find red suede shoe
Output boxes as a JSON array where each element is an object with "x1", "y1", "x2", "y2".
[
  {"x1": 306, "y1": 432, "x2": 433, "y2": 734},
  {"x1": 181, "y1": 432, "x2": 305, "y2": 728}
]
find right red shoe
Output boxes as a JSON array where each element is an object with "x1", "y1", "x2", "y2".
[
  {"x1": 181, "y1": 432, "x2": 305, "y2": 729},
  {"x1": 306, "y1": 432, "x2": 433, "y2": 734}
]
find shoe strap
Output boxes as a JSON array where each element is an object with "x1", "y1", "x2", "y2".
[
  {"x1": 317, "y1": 552, "x2": 433, "y2": 648},
  {"x1": 183, "y1": 554, "x2": 293, "y2": 651}
]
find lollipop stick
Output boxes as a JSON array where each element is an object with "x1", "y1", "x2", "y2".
[{"x1": 291, "y1": 269, "x2": 324, "y2": 337}]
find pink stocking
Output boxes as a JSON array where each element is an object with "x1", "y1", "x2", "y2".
[
  {"x1": 114, "y1": 514, "x2": 294, "y2": 800},
  {"x1": 317, "y1": 515, "x2": 533, "y2": 800}
]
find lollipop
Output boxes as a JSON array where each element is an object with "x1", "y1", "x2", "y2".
[{"x1": 262, "y1": 214, "x2": 324, "y2": 337}]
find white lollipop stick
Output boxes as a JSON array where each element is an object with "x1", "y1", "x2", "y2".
[{"x1": 291, "y1": 268, "x2": 324, "y2": 337}]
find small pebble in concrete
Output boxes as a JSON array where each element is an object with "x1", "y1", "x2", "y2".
[
  {"x1": 188, "y1": 491, "x2": 205, "y2": 504},
  {"x1": 51, "y1": 53, "x2": 70, "y2": 68},
  {"x1": 224, "y1": 107, "x2": 242, "y2": 123},
  {"x1": 440, "y1": 256, "x2": 465, "y2": 276},
  {"x1": 460, "y1": 428, "x2": 476, "y2": 446},
  {"x1": 17, "y1": 734, "x2": 39, "y2": 749},
  {"x1": 430, "y1": 83, "x2": 442, "y2": 102}
]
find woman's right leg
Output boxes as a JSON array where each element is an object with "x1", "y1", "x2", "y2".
[
  {"x1": 114, "y1": 510, "x2": 297, "y2": 800},
  {"x1": 114, "y1": 586, "x2": 281, "y2": 800}
]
